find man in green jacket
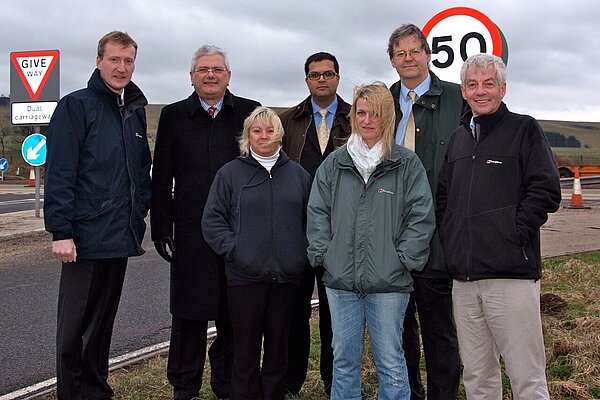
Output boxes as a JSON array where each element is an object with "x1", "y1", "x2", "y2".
[{"x1": 387, "y1": 23, "x2": 467, "y2": 400}]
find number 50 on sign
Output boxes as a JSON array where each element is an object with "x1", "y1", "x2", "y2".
[{"x1": 423, "y1": 7, "x2": 509, "y2": 84}]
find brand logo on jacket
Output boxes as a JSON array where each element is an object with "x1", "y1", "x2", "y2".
[
  {"x1": 378, "y1": 188, "x2": 395, "y2": 195},
  {"x1": 486, "y1": 159, "x2": 503, "y2": 164}
]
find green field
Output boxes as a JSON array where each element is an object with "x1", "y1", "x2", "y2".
[{"x1": 1, "y1": 105, "x2": 598, "y2": 179}]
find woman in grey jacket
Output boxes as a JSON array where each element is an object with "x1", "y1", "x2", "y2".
[
  {"x1": 307, "y1": 82, "x2": 435, "y2": 400},
  {"x1": 202, "y1": 107, "x2": 312, "y2": 400}
]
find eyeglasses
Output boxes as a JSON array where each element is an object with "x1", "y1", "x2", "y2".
[
  {"x1": 306, "y1": 70, "x2": 338, "y2": 81},
  {"x1": 393, "y1": 48, "x2": 424, "y2": 59},
  {"x1": 194, "y1": 66, "x2": 228, "y2": 75}
]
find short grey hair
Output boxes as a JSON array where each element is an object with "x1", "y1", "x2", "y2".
[
  {"x1": 190, "y1": 45, "x2": 230, "y2": 72},
  {"x1": 460, "y1": 53, "x2": 506, "y2": 86},
  {"x1": 238, "y1": 107, "x2": 284, "y2": 157}
]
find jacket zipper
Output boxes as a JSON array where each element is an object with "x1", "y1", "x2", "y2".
[{"x1": 466, "y1": 136, "x2": 478, "y2": 280}]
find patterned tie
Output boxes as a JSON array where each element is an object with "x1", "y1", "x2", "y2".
[
  {"x1": 404, "y1": 91, "x2": 417, "y2": 151},
  {"x1": 317, "y1": 109, "x2": 329, "y2": 154},
  {"x1": 208, "y1": 106, "x2": 216, "y2": 118}
]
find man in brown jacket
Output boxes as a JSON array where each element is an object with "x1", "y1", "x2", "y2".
[{"x1": 279, "y1": 52, "x2": 351, "y2": 397}]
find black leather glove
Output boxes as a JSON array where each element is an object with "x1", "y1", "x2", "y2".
[{"x1": 154, "y1": 236, "x2": 174, "y2": 263}]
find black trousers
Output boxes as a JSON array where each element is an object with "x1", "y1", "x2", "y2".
[
  {"x1": 402, "y1": 275, "x2": 460, "y2": 400},
  {"x1": 167, "y1": 314, "x2": 233, "y2": 399},
  {"x1": 56, "y1": 258, "x2": 128, "y2": 400},
  {"x1": 228, "y1": 282, "x2": 298, "y2": 400},
  {"x1": 285, "y1": 265, "x2": 333, "y2": 395}
]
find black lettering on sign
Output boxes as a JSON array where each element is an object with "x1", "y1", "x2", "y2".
[{"x1": 20, "y1": 58, "x2": 47, "y2": 68}]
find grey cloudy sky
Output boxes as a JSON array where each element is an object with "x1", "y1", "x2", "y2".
[{"x1": 1, "y1": 0, "x2": 598, "y2": 122}]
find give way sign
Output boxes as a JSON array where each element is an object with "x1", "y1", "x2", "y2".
[
  {"x1": 11, "y1": 50, "x2": 59, "y2": 100},
  {"x1": 10, "y1": 50, "x2": 60, "y2": 125}
]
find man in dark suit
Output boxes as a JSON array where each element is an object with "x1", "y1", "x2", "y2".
[
  {"x1": 279, "y1": 52, "x2": 351, "y2": 397},
  {"x1": 151, "y1": 45, "x2": 260, "y2": 400}
]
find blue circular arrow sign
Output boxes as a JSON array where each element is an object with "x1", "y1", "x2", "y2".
[
  {"x1": 0, "y1": 158, "x2": 9, "y2": 173},
  {"x1": 21, "y1": 133, "x2": 47, "y2": 166}
]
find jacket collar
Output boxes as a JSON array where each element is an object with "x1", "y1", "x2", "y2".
[
  {"x1": 336, "y1": 144, "x2": 406, "y2": 171},
  {"x1": 390, "y1": 70, "x2": 443, "y2": 106},
  {"x1": 186, "y1": 89, "x2": 235, "y2": 117},
  {"x1": 289, "y1": 94, "x2": 351, "y2": 120},
  {"x1": 87, "y1": 69, "x2": 147, "y2": 109},
  {"x1": 461, "y1": 102, "x2": 509, "y2": 139},
  {"x1": 236, "y1": 149, "x2": 289, "y2": 169}
]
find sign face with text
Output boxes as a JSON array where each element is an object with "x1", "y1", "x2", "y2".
[
  {"x1": 423, "y1": 7, "x2": 509, "y2": 84},
  {"x1": 10, "y1": 50, "x2": 60, "y2": 125}
]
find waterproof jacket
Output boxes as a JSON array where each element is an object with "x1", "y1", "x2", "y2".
[
  {"x1": 150, "y1": 90, "x2": 260, "y2": 320},
  {"x1": 44, "y1": 69, "x2": 151, "y2": 259},
  {"x1": 390, "y1": 71, "x2": 468, "y2": 277},
  {"x1": 436, "y1": 103, "x2": 561, "y2": 281},
  {"x1": 307, "y1": 144, "x2": 435, "y2": 296},
  {"x1": 202, "y1": 151, "x2": 312, "y2": 284}
]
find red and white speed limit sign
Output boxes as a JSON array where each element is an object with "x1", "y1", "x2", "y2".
[{"x1": 423, "y1": 7, "x2": 509, "y2": 84}]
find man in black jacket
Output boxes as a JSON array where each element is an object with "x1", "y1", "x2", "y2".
[
  {"x1": 279, "y1": 52, "x2": 351, "y2": 397},
  {"x1": 44, "y1": 31, "x2": 151, "y2": 399},
  {"x1": 437, "y1": 53, "x2": 561, "y2": 399},
  {"x1": 150, "y1": 45, "x2": 260, "y2": 400}
]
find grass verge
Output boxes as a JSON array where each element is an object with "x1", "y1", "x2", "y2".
[{"x1": 37, "y1": 251, "x2": 600, "y2": 400}]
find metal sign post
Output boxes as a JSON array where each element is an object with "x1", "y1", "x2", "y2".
[{"x1": 21, "y1": 133, "x2": 47, "y2": 217}]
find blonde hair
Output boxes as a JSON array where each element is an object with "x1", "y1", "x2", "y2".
[
  {"x1": 238, "y1": 106, "x2": 284, "y2": 156},
  {"x1": 350, "y1": 81, "x2": 395, "y2": 159}
]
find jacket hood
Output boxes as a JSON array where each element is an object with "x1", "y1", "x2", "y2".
[{"x1": 88, "y1": 69, "x2": 147, "y2": 109}]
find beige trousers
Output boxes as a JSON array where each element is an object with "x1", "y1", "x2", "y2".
[{"x1": 452, "y1": 279, "x2": 550, "y2": 400}]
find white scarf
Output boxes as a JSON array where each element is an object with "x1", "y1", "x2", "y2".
[{"x1": 346, "y1": 133, "x2": 383, "y2": 183}]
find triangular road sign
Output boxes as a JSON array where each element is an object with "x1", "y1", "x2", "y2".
[{"x1": 10, "y1": 50, "x2": 59, "y2": 101}]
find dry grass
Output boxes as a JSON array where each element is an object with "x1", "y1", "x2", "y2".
[{"x1": 36, "y1": 252, "x2": 600, "y2": 400}]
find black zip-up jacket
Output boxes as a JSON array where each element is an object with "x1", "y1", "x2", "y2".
[
  {"x1": 44, "y1": 69, "x2": 151, "y2": 258},
  {"x1": 202, "y1": 151, "x2": 312, "y2": 284},
  {"x1": 436, "y1": 103, "x2": 561, "y2": 281}
]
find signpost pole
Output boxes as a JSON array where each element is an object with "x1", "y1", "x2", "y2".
[{"x1": 35, "y1": 165, "x2": 41, "y2": 217}]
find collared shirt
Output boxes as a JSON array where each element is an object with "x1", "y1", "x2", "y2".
[
  {"x1": 395, "y1": 74, "x2": 432, "y2": 146},
  {"x1": 199, "y1": 97, "x2": 224, "y2": 117},
  {"x1": 470, "y1": 116, "x2": 478, "y2": 141},
  {"x1": 311, "y1": 97, "x2": 338, "y2": 130}
]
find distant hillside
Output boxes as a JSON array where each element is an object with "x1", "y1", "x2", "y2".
[
  {"x1": 148, "y1": 104, "x2": 600, "y2": 148},
  {"x1": 2, "y1": 103, "x2": 599, "y2": 150},
  {"x1": 538, "y1": 120, "x2": 600, "y2": 149}
]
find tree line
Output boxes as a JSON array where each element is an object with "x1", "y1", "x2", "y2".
[{"x1": 546, "y1": 131, "x2": 581, "y2": 148}]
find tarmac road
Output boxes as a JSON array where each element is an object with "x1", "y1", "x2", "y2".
[{"x1": 0, "y1": 228, "x2": 171, "y2": 397}]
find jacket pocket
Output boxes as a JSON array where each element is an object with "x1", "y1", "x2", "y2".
[
  {"x1": 438, "y1": 208, "x2": 468, "y2": 276},
  {"x1": 470, "y1": 206, "x2": 529, "y2": 275}
]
